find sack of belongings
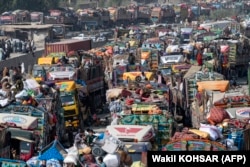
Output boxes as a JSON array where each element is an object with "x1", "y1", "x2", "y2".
[
  {"x1": 207, "y1": 107, "x2": 230, "y2": 125},
  {"x1": 106, "y1": 88, "x2": 123, "y2": 101},
  {"x1": 199, "y1": 123, "x2": 223, "y2": 141},
  {"x1": 103, "y1": 153, "x2": 120, "y2": 167}
]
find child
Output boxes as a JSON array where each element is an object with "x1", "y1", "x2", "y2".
[{"x1": 97, "y1": 157, "x2": 106, "y2": 167}]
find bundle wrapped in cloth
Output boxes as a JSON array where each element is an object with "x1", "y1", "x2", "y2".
[
  {"x1": 207, "y1": 106, "x2": 230, "y2": 125},
  {"x1": 171, "y1": 128, "x2": 199, "y2": 141}
]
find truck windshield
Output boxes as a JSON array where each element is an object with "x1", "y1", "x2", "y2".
[
  {"x1": 61, "y1": 94, "x2": 75, "y2": 106},
  {"x1": 20, "y1": 141, "x2": 31, "y2": 153},
  {"x1": 181, "y1": 34, "x2": 190, "y2": 43},
  {"x1": 129, "y1": 153, "x2": 142, "y2": 162},
  {"x1": 33, "y1": 69, "x2": 43, "y2": 77},
  {"x1": 161, "y1": 68, "x2": 172, "y2": 76}
]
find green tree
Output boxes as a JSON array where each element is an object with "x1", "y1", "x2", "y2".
[{"x1": 0, "y1": 0, "x2": 61, "y2": 13}]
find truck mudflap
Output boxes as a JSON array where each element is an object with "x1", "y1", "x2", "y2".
[{"x1": 0, "y1": 158, "x2": 26, "y2": 167}]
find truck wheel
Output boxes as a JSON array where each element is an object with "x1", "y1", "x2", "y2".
[
  {"x1": 135, "y1": 76, "x2": 141, "y2": 82},
  {"x1": 92, "y1": 146, "x2": 105, "y2": 157}
]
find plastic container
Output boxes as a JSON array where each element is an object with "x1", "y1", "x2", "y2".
[{"x1": 228, "y1": 131, "x2": 243, "y2": 150}]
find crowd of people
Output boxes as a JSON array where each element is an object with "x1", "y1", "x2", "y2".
[
  {"x1": 73, "y1": 129, "x2": 107, "y2": 167},
  {"x1": 0, "y1": 38, "x2": 36, "y2": 61}
]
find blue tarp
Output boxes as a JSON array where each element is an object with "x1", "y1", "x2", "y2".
[{"x1": 38, "y1": 139, "x2": 67, "y2": 161}]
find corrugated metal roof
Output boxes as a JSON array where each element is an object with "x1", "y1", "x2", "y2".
[
  {"x1": 0, "y1": 24, "x2": 53, "y2": 30},
  {"x1": 48, "y1": 39, "x2": 90, "y2": 44},
  {"x1": 183, "y1": 65, "x2": 201, "y2": 79}
]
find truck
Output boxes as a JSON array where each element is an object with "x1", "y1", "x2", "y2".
[
  {"x1": 176, "y1": 4, "x2": 193, "y2": 22},
  {"x1": 32, "y1": 56, "x2": 60, "y2": 82},
  {"x1": 0, "y1": 12, "x2": 15, "y2": 24},
  {"x1": 44, "y1": 39, "x2": 92, "y2": 55},
  {"x1": 49, "y1": 62, "x2": 104, "y2": 132},
  {"x1": 0, "y1": 92, "x2": 65, "y2": 161},
  {"x1": 77, "y1": 51, "x2": 105, "y2": 113},
  {"x1": 77, "y1": 9, "x2": 102, "y2": 30},
  {"x1": 108, "y1": 7, "x2": 132, "y2": 26},
  {"x1": 151, "y1": 6, "x2": 175, "y2": 24},
  {"x1": 98, "y1": 9, "x2": 111, "y2": 28},
  {"x1": 44, "y1": 8, "x2": 77, "y2": 27},
  {"x1": 12, "y1": 10, "x2": 30, "y2": 23},
  {"x1": 151, "y1": 7, "x2": 162, "y2": 23},
  {"x1": 106, "y1": 125, "x2": 153, "y2": 161},
  {"x1": 137, "y1": 6, "x2": 151, "y2": 24},
  {"x1": 30, "y1": 12, "x2": 44, "y2": 24},
  {"x1": 161, "y1": 5, "x2": 176, "y2": 23},
  {"x1": 0, "y1": 114, "x2": 38, "y2": 161},
  {"x1": 0, "y1": 10, "x2": 30, "y2": 24},
  {"x1": 140, "y1": 47, "x2": 160, "y2": 71},
  {"x1": 44, "y1": 52, "x2": 104, "y2": 130},
  {"x1": 55, "y1": 81, "x2": 81, "y2": 133}
]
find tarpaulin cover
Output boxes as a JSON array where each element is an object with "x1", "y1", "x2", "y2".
[{"x1": 38, "y1": 139, "x2": 67, "y2": 161}]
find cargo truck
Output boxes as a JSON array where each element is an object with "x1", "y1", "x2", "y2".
[
  {"x1": 30, "y1": 12, "x2": 44, "y2": 24},
  {"x1": 161, "y1": 5, "x2": 176, "y2": 23},
  {"x1": 44, "y1": 39, "x2": 92, "y2": 55},
  {"x1": 44, "y1": 9, "x2": 77, "y2": 27},
  {"x1": 151, "y1": 7, "x2": 162, "y2": 23},
  {"x1": 98, "y1": 9, "x2": 111, "y2": 28},
  {"x1": 108, "y1": 7, "x2": 132, "y2": 26},
  {"x1": 77, "y1": 9, "x2": 102, "y2": 30},
  {"x1": 151, "y1": 6, "x2": 175, "y2": 23},
  {"x1": 0, "y1": 10, "x2": 30, "y2": 24},
  {"x1": 0, "y1": 114, "x2": 38, "y2": 161},
  {"x1": 0, "y1": 94, "x2": 65, "y2": 160},
  {"x1": 55, "y1": 81, "x2": 81, "y2": 133},
  {"x1": 137, "y1": 6, "x2": 151, "y2": 24}
]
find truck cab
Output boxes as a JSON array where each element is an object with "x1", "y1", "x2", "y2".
[
  {"x1": 151, "y1": 7, "x2": 162, "y2": 23},
  {"x1": 32, "y1": 57, "x2": 59, "y2": 82},
  {"x1": 180, "y1": 28, "x2": 193, "y2": 44},
  {"x1": 11, "y1": 136, "x2": 35, "y2": 161},
  {"x1": 0, "y1": 113, "x2": 38, "y2": 161},
  {"x1": 56, "y1": 81, "x2": 80, "y2": 132}
]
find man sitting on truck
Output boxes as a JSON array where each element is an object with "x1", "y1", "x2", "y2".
[
  {"x1": 86, "y1": 129, "x2": 95, "y2": 146},
  {"x1": 74, "y1": 129, "x2": 86, "y2": 148}
]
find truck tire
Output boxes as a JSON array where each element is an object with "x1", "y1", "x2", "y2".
[{"x1": 92, "y1": 146, "x2": 105, "y2": 157}]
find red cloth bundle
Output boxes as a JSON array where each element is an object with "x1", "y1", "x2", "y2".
[{"x1": 207, "y1": 107, "x2": 230, "y2": 125}]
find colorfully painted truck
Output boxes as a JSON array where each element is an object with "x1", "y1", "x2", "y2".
[
  {"x1": 0, "y1": 95, "x2": 65, "y2": 161},
  {"x1": 55, "y1": 81, "x2": 81, "y2": 131},
  {"x1": 0, "y1": 114, "x2": 38, "y2": 161},
  {"x1": 108, "y1": 7, "x2": 132, "y2": 26}
]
